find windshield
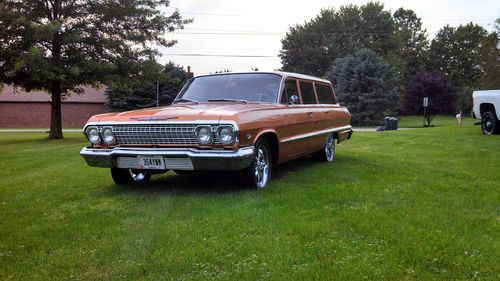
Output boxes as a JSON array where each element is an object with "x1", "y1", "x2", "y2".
[{"x1": 177, "y1": 73, "x2": 281, "y2": 103}]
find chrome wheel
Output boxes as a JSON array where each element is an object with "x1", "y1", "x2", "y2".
[
  {"x1": 481, "y1": 111, "x2": 497, "y2": 135},
  {"x1": 254, "y1": 145, "x2": 270, "y2": 189},
  {"x1": 325, "y1": 134, "x2": 335, "y2": 162}
]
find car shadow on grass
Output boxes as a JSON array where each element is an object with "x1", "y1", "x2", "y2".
[{"x1": 108, "y1": 156, "x2": 323, "y2": 196}]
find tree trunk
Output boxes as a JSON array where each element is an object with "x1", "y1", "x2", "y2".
[{"x1": 49, "y1": 79, "x2": 64, "y2": 139}]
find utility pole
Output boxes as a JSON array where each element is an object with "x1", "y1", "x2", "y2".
[{"x1": 156, "y1": 82, "x2": 159, "y2": 107}]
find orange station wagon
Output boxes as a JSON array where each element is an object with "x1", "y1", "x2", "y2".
[{"x1": 80, "y1": 72, "x2": 353, "y2": 189}]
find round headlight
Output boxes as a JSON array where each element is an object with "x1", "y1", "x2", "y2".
[
  {"x1": 101, "y1": 127, "x2": 115, "y2": 144},
  {"x1": 85, "y1": 127, "x2": 100, "y2": 144},
  {"x1": 196, "y1": 126, "x2": 212, "y2": 145},
  {"x1": 218, "y1": 126, "x2": 234, "y2": 145}
]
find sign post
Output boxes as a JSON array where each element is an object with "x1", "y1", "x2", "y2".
[{"x1": 423, "y1": 97, "x2": 429, "y2": 127}]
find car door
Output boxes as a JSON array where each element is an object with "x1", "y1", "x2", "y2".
[{"x1": 276, "y1": 79, "x2": 317, "y2": 160}]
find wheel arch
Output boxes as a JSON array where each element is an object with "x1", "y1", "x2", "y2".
[
  {"x1": 480, "y1": 103, "x2": 496, "y2": 117},
  {"x1": 254, "y1": 130, "x2": 279, "y2": 165}
]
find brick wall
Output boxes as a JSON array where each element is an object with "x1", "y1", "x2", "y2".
[{"x1": 0, "y1": 102, "x2": 109, "y2": 128}]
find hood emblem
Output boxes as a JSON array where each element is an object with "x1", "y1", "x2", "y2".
[{"x1": 131, "y1": 117, "x2": 178, "y2": 121}]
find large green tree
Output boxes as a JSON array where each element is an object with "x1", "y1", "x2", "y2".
[
  {"x1": 428, "y1": 23, "x2": 489, "y2": 88},
  {"x1": 393, "y1": 8, "x2": 428, "y2": 87},
  {"x1": 0, "y1": 0, "x2": 190, "y2": 138},
  {"x1": 325, "y1": 49, "x2": 400, "y2": 125},
  {"x1": 279, "y1": 2, "x2": 399, "y2": 77},
  {"x1": 478, "y1": 18, "x2": 500, "y2": 88}
]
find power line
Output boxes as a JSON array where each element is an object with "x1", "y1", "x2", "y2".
[
  {"x1": 174, "y1": 32, "x2": 282, "y2": 36},
  {"x1": 179, "y1": 11, "x2": 495, "y2": 22},
  {"x1": 165, "y1": 53, "x2": 278, "y2": 58}
]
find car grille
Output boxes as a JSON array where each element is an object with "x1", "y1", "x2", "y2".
[{"x1": 112, "y1": 124, "x2": 221, "y2": 145}]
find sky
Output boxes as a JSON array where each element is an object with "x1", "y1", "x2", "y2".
[{"x1": 160, "y1": 0, "x2": 499, "y2": 76}]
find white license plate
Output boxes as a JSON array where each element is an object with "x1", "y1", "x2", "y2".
[{"x1": 137, "y1": 155, "x2": 165, "y2": 169}]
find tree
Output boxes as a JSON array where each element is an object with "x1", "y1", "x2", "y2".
[
  {"x1": 325, "y1": 49, "x2": 400, "y2": 125},
  {"x1": 428, "y1": 23, "x2": 489, "y2": 89},
  {"x1": 393, "y1": 8, "x2": 429, "y2": 88},
  {"x1": 279, "y1": 2, "x2": 399, "y2": 76},
  {"x1": 106, "y1": 62, "x2": 187, "y2": 111},
  {"x1": 0, "y1": 0, "x2": 191, "y2": 139},
  {"x1": 478, "y1": 18, "x2": 500, "y2": 88},
  {"x1": 403, "y1": 72, "x2": 457, "y2": 127}
]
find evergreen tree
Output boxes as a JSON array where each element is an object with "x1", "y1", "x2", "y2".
[
  {"x1": 325, "y1": 49, "x2": 400, "y2": 125},
  {"x1": 0, "y1": 0, "x2": 191, "y2": 138}
]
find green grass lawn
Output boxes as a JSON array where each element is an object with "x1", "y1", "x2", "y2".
[
  {"x1": 397, "y1": 115, "x2": 474, "y2": 128},
  {"x1": 0, "y1": 121, "x2": 498, "y2": 280}
]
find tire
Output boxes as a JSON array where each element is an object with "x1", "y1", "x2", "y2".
[
  {"x1": 481, "y1": 111, "x2": 499, "y2": 135},
  {"x1": 312, "y1": 133, "x2": 336, "y2": 162},
  {"x1": 111, "y1": 168, "x2": 152, "y2": 185},
  {"x1": 241, "y1": 139, "x2": 272, "y2": 189}
]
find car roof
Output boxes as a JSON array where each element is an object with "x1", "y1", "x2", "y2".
[{"x1": 193, "y1": 71, "x2": 332, "y2": 84}]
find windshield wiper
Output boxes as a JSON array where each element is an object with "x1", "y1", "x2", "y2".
[
  {"x1": 208, "y1": 98, "x2": 248, "y2": 104},
  {"x1": 173, "y1": 98, "x2": 199, "y2": 104}
]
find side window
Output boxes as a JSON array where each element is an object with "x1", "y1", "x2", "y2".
[
  {"x1": 299, "y1": 81, "x2": 317, "y2": 104},
  {"x1": 315, "y1": 83, "x2": 337, "y2": 104},
  {"x1": 281, "y1": 79, "x2": 298, "y2": 104}
]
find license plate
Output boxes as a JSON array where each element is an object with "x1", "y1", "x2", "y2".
[{"x1": 137, "y1": 155, "x2": 165, "y2": 169}]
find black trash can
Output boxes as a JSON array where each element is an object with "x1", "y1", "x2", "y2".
[{"x1": 384, "y1": 117, "x2": 391, "y2": 130}]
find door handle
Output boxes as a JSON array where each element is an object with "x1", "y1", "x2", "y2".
[{"x1": 306, "y1": 112, "x2": 313, "y2": 116}]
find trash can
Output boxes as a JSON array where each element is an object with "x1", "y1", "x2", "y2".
[{"x1": 384, "y1": 117, "x2": 391, "y2": 130}]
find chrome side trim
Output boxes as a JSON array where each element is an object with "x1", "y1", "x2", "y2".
[{"x1": 280, "y1": 125, "x2": 353, "y2": 143}]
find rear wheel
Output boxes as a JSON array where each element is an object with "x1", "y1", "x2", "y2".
[
  {"x1": 111, "y1": 168, "x2": 152, "y2": 185},
  {"x1": 481, "y1": 111, "x2": 499, "y2": 135},
  {"x1": 241, "y1": 139, "x2": 272, "y2": 189},
  {"x1": 312, "y1": 133, "x2": 336, "y2": 162}
]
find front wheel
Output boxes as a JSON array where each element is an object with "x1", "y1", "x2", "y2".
[
  {"x1": 111, "y1": 168, "x2": 152, "y2": 185},
  {"x1": 241, "y1": 139, "x2": 272, "y2": 189},
  {"x1": 481, "y1": 111, "x2": 499, "y2": 135},
  {"x1": 312, "y1": 133, "x2": 336, "y2": 162}
]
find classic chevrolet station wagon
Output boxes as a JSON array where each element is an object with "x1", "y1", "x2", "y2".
[{"x1": 80, "y1": 72, "x2": 353, "y2": 189}]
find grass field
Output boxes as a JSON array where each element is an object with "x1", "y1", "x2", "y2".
[{"x1": 0, "y1": 117, "x2": 498, "y2": 280}]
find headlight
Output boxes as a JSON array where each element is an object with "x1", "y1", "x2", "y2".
[
  {"x1": 196, "y1": 126, "x2": 212, "y2": 145},
  {"x1": 85, "y1": 126, "x2": 100, "y2": 144},
  {"x1": 101, "y1": 127, "x2": 115, "y2": 144},
  {"x1": 218, "y1": 126, "x2": 235, "y2": 145}
]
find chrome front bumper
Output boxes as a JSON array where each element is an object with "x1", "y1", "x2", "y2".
[{"x1": 80, "y1": 146, "x2": 255, "y2": 171}]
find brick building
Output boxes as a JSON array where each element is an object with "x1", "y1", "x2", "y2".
[{"x1": 0, "y1": 85, "x2": 108, "y2": 128}]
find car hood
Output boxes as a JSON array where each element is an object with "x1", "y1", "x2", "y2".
[{"x1": 88, "y1": 102, "x2": 276, "y2": 123}]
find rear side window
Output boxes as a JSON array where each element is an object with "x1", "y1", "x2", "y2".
[
  {"x1": 299, "y1": 81, "x2": 317, "y2": 104},
  {"x1": 315, "y1": 83, "x2": 336, "y2": 104},
  {"x1": 281, "y1": 79, "x2": 298, "y2": 104}
]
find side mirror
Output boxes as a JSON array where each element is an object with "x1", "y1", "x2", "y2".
[{"x1": 289, "y1": 95, "x2": 299, "y2": 105}]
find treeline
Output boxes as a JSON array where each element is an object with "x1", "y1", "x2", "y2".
[
  {"x1": 280, "y1": 2, "x2": 499, "y2": 125},
  {"x1": 105, "y1": 62, "x2": 188, "y2": 112}
]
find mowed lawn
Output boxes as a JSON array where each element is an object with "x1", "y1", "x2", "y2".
[{"x1": 0, "y1": 117, "x2": 498, "y2": 280}]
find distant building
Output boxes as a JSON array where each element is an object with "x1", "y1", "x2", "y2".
[{"x1": 0, "y1": 85, "x2": 108, "y2": 128}]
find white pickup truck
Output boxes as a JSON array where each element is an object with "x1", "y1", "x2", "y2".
[{"x1": 472, "y1": 90, "x2": 500, "y2": 134}]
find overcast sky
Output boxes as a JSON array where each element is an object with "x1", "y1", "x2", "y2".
[{"x1": 161, "y1": 0, "x2": 499, "y2": 75}]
